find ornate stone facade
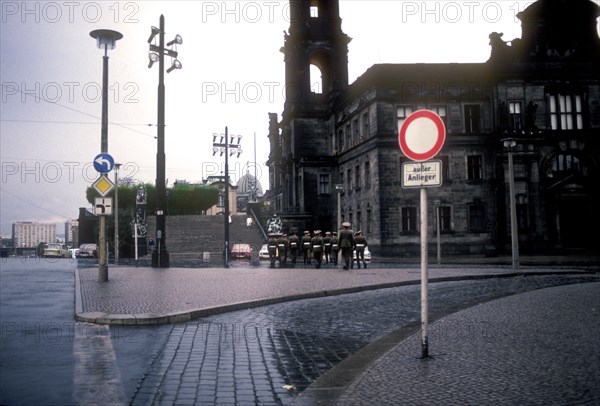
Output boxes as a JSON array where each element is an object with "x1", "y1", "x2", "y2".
[{"x1": 267, "y1": 0, "x2": 600, "y2": 257}]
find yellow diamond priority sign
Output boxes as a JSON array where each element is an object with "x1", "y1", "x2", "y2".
[{"x1": 92, "y1": 175, "x2": 115, "y2": 196}]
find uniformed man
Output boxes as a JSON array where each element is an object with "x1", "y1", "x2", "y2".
[
  {"x1": 353, "y1": 230, "x2": 368, "y2": 269},
  {"x1": 323, "y1": 231, "x2": 332, "y2": 264},
  {"x1": 330, "y1": 232, "x2": 339, "y2": 266},
  {"x1": 277, "y1": 233, "x2": 289, "y2": 267},
  {"x1": 301, "y1": 230, "x2": 312, "y2": 266},
  {"x1": 338, "y1": 222, "x2": 355, "y2": 270},
  {"x1": 267, "y1": 233, "x2": 279, "y2": 269},
  {"x1": 311, "y1": 230, "x2": 324, "y2": 269},
  {"x1": 288, "y1": 229, "x2": 300, "y2": 266}
]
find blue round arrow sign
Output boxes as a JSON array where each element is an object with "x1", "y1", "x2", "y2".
[{"x1": 93, "y1": 153, "x2": 115, "y2": 174}]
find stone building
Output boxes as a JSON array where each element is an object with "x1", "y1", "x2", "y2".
[
  {"x1": 204, "y1": 176, "x2": 238, "y2": 216},
  {"x1": 266, "y1": 0, "x2": 600, "y2": 256}
]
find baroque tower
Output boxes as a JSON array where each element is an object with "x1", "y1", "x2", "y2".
[{"x1": 268, "y1": 0, "x2": 351, "y2": 230}]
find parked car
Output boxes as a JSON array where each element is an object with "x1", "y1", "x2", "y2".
[
  {"x1": 353, "y1": 246, "x2": 372, "y2": 262},
  {"x1": 230, "y1": 243, "x2": 252, "y2": 260},
  {"x1": 77, "y1": 243, "x2": 98, "y2": 258},
  {"x1": 258, "y1": 244, "x2": 270, "y2": 260},
  {"x1": 42, "y1": 243, "x2": 69, "y2": 258}
]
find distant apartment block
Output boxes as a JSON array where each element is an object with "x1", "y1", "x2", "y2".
[
  {"x1": 12, "y1": 222, "x2": 56, "y2": 248},
  {"x1": 64, "y1": 220, "x2": 78, "y2": 247}
]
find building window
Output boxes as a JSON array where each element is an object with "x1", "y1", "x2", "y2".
[
  {"x1": 551, "y1": 153, "x2": 582, "y2": 175},
  {"x1": 355, "y1": 164, "x2": 360, "y2": 189},
  {"x1": 353, "y1": 118, "x2": 359, "y2": 145},
  {"x1": 319, "y1": 174, "x2": 330, "y2": 195},
  {"x1": 439, "y1": 206, "x2": 451, "y2": 231},
  {"x1": 218, "y1": 194, "x2": 224, "y2": 207},
  {"x1": 347, "y1": 169, "x2": 352, "y2": 193},
  {"x1": 429, "y1": 105, "x2": 447, "y2": 125},
  {"x1": 402, "y1": 207, "x2": 418, "y2": 232},
  {"x1": 468, "y1": 204, "x2": 485, "y2": 232},
  {"x1": 367, "y1": 209, "x2": 372, "y2": 233},
  {"x1": 467, "y1": 155, "x2": 483, "y2": 180},
  {"x1": 509, "y1": 101, "x2": 522, "y2": 130},
  {"x1": 310, "y1": 6, "x2": 319, "y2": 17},
  {"x1": 364, "y1": 161, "x2": 371, "y2": 189},
  {"x1": 310, "y1": 64, "x2": 323, "y2": 94},
  {"x1": 339, "y1": 171, "x2": 344, "y2": 193},
  {"x1": 338, "y1": 129, "x2": 344, "y2": 152},
  {"x1": 345, "y1": 124, "x2": 351, "y2": 150},
  {"x1": 356, "y1": 211, "x2": 362, "y2": 232},
  {"x1": 464, "y1": 104, "x2": 481, "y2": 134},
  {"x1": 397, "y1": 105, "x2": 413, "y2": 131},
  {"x1": 549, "y1": 94, "x2": 583, "y2": 130},
  {"x1": 362, "y1": 112, "x2": 370, "y2": 140}
]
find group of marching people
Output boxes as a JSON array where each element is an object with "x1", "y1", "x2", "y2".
[{"x1": 267, "y1": 222, "x2": 368, "y2": 270}]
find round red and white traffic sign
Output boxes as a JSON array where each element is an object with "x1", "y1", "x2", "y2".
[{"x1": 398, "y1": 110, "x2": 446, "y2": 162}]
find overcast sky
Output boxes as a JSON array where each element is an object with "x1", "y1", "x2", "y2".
[{"x1": 1, "y1": 1, "x2": 598, "y2": 236}]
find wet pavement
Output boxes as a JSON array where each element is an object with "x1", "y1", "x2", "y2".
[
  {"x1": 125, "y1": 274, "x2": 599, "y2": 405},
  {"x1": 327, "y1": 282, "x2": 600, "y2": 405},
  {"x1": 2, "y1": 258, "x2": 598, "y2": 405}
]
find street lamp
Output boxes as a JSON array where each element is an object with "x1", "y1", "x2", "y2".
[
  {"x1": 213, "y1": 128, "x2": 243, "y2": 268},
  {"x1": 89, "y1": 28, "x2": 122, "y2": 282},
  {"x1": 502, "y1": 138, "x2": 519, "y2": 270},
  {"x1": 335, "y1": 184, "x2": 344, "y2": 230},
  {"x1": 147, "y1": 15, "x2": 182, "y2": 268}
]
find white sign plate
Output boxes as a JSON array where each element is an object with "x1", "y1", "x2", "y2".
[
  {"x1": 402, "y1": 160, "x2": 442, "y2": 188},
  {"x1": 94, "y1": 197, "x2": 113, "y2": 216}
]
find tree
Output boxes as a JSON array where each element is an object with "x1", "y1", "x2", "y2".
[
  {"x1": 167, "y1": 184, "x2": 220, "y2": 215},
  {"x1": 85, "y1": 183, "x2": 219, "y2": 215}
]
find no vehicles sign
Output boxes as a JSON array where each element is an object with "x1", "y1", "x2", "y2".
[{"x1": 402, "y1": 160, "x2": 442, "y2": 188}]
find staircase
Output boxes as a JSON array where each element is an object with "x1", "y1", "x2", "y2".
[{"x1": 146, "y1": 214, "x2": 266, "y2": 266}]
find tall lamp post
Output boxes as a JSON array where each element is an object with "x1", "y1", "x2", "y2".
[
  {"x1": 90, "y1": 28, "x2": 122, "y2": 282},
  {"x1": 335, "y1": 184, "x2": 344, "y2": 230},
  {"x1": 213, "y1": 128, "x2": 243, "y2": 268},
  {"x1": 502, "y1": 138, "x2": 519, "y2": 270},
  {"x1": 114, "y1": 163, "x2": 121, "y2": 264},
  {"x1": 147, "y1": 15, "x2": 182, "y2": 268}
]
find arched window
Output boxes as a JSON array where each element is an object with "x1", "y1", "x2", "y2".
[{"x1": 310, "y1": 64, "x2": 323, "y2": 94}]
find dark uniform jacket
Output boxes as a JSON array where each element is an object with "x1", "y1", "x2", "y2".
[{"x1": 338, "y1": 228, "x2": 354, "y2": 248}]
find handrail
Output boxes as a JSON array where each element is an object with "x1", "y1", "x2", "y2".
[{"x1": 248, "y1": 207, "x2": 268, "y2": 241}]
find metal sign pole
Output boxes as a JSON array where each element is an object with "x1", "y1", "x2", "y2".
[{"x1": 420, "y1": 187, "x2": 429, "y2": 358}]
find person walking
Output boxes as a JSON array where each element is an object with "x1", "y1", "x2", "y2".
[
  {"x1": 323, "y1": 231, "x2": 332, "y2": 265},
  {"x1": 330, "y1": 232, "x2": 339, "y2": 266},
  {"x1": 288, "y1": 229, "x2": 300, "y2": 267},
  {"x1": 353, "y1": 230, "x2": 368, "y2": 269},
  {"x1": 338, "y1": 222, "x2": 355, "y2": 270},
  {"x1": 301, "y1": 231, "x2": 312, "y2": 266},
  {"x1": 311, "y1": 230, "x2": 324, "y2": 269},
  {"x1": 277, "y1": 233, "x2": 289, "y2": 268},
  {"x1": 267, "y1": 233, "x2": 279, "y2": 269}
]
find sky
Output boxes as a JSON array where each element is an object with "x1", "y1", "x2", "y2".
[{"x1": 1, "y1": 0, "x2": 599, "y2": 236}]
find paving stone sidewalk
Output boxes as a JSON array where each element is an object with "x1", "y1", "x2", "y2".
[
  {"x1": 296, "y1": 282, "x2": 600, "y2": 405},
  {"x1": 75, "y1": 264, "x2": 587, "y2": 324}
]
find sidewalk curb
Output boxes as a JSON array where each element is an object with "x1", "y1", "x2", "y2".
[{"x1": 74, "y1": 269, "x2": 596, "y2": 325}]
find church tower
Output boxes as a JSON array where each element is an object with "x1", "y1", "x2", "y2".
[
  {"x1": 268, "y1": 0, "x2": 351, "y2": 230},
  {"x1": 281, "y1": 0, "x2": 351, "y2": 114}
]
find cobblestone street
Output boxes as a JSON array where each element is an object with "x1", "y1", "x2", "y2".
[{"x1": 129, "y1": 274, "x2": 598, "y2": 405}]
